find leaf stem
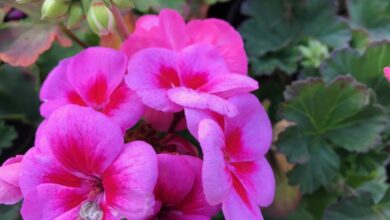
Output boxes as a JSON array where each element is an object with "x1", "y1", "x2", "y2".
[{"x1": 59, "y1": 23, "x2": 89, "y2": 48}]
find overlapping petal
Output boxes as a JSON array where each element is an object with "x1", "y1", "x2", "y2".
[
  {"x1": 40, "y1": 47, "x2": 144, "y2": 131},
  {"x1": 0, "y1": 155, "x2": 23, "y2": 205},
  {"x1": 103, "y1": 141, "x2": 158, "y2": 219}
]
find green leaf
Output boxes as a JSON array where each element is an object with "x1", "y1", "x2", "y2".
[
  {"x1": 320, "y1": 42, "x2": 390, "y2": 114},
  {"x1": 347, "y1": 0, "x2": 390, "y2": 41},
  {"x1": 277, "y1": 76, "x2": 388, "y2": 193},
  {"x1": 0, "y1": 121, "x2": 17, "y2": 149},
  {"x1": 0, "y1": 64, "x2": 40, "y2": 124},
  {"x1": 324, "y1": 189, "x2": 390, "y2": 220},
  {"x1": 240, "y1": 0, "x2": 350, "y2": 75},
  {"x1": 0, "y1": 204, "x2": 21, "y2": 220},
  {"x1": 250, "y1": 48, "x2": 301, "y2": 75},
  {"x1": 286, "y1": 138, "x2": 340, "y2": 194}
]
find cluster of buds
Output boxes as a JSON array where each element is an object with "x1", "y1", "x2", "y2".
[
  {"x1": 298, "y1": 39, "x2": 330, "y2": 68},
  {"x1": 17, "y1": 0, "x2": 134, "y2": 35}
]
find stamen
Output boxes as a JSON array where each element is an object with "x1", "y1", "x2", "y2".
[{"x1": 79, "y1": 201, "x2": 103, "y2": 220}]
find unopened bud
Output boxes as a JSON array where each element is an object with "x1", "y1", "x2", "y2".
[
  {"x1": 41, "y1": 0, "x2": 70, "y2": 19},
  {"x1": 66, "y1": 3, "x2": 84, "y2": 28},
  {"x1": 112, "y1": 0, "x2": 134, "y2": 9},
  {"x1": 87, "y1": 1, "x2": 115, "y2": 36}
]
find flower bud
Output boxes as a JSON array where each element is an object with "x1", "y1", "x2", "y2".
[
  {"x1": 41, "y1": 0, "x2": 70, "y2": 19},
  {"x1": 87, "y1": 1, "x2": 115, "y2": 36},
  {"x1": 66, "y1": 3, "x2": 84, "y2": 29},
  {"x1": 112, "y1": 0, "x2": 134, "y2": 9}
]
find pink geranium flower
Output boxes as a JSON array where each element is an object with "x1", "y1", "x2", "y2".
[
  {"x1": 122, "y1": 9, "x2": 249, "y2": 129},
  {"x1": 152, "y1": 154, "x2": 220, "y2": 219},
  {"x1": 0, "y1": 155, "x2": 23, "y2": 205},
  {"x1": 384, "y1": 67, "x2": 390, "y2": 82},
  {"x1": 121, "y1": 9, "x2": 247, "y2": 75},
  {"x1": 19, "y1": 105, "x2": 157, "y2": 220},
  {"x1": 194, "y1": 94, "x2": 275, "y2": 220},
  {"x1": 40, "y1": 47, "x2": 145, "y2": 131},
  {"x1": 126, "y1": 44, "x2": 258, "y2": 117}
]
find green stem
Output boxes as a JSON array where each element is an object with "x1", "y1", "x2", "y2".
[{"x1": 59, "y1": 23, "x2": 89, "y2": 48}]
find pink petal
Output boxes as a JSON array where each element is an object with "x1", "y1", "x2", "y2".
[
  {"x1": 155, "y1": 154, "x2": 195, "y2": 206},
  {"x1": 39, "y1": 59, "x2": 83, "y2": 117},
  {"x1": 0, "y1": 156, "x2": 23, "y2": 204},
  {"x1": 175, "y1": 155, "x2": 221, "y2": 217},
  {"x1": 21, "y1": 183, "x2": 87, "y2": 220},
  {"x1": 230, "y1": 158, "x2": 275, "y2": 207},
  {"x1": 2, "y1": 155, "x2": 23, "y2": 166},
  {"x1": 178, "y1": 44, "x2": 229, "y2": 91},
  {"x1": 40, "y1": 105, "x2": 124, "y2": 175},
  {"x1": 19, "y1": 147, "x2": 84, "y2": 197},
  {"x1": 222, "y1": 177, "x2": 263, "y2": 220},
  {"x1": 121, "y1": 15, "x2": 165, "y2": 58},
  {"x1": 143, "y1": 108, "x2": 186, "y2": 132},
  {"x1": 384, "y1": 67, "x2": 390, "y2": 82},
  {"x1": 224, "y1": 94, "x2": 272, "y2": 161},
  {"x1": 159, "y1": 9, "x2": 190, "y2": 50},
  {"x1": 133, "y1": 15, "x2": 160, "y2": 34},
  {"x1": 67, "y1": 47, "x2": 127, "y2": 109},
  {"x1": 184, "y1": 109, "x2": 221, "y2": 139},
  {"x1": 167, "y1": 87, "x2": 238, "y2": 117},
  {"x1": 187, "y1": 18, "x2": 248, "y2": 74},
  {"x1": 103, "y1": 141, "x2": 157, "y2": 219},
  {"x1": 102, "y1": 83, "x2": 145, "y2": 131},
  {"x1": 55, "y1": 205, "x2": 82, "y2": 220},
  {"x1": 204, "y1": 73, "x2": 258, "y2": 98},
  {"x1": 198, "y1": 119, "x2": 232, "y2": 205},
  {"x1": 126, "y1": 48, "x2": 182, "y2": 112}
]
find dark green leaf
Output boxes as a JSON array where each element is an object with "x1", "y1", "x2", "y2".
[
  {"x1": 324, "y1": 189, "x2": 390, "y2": 220},
  {"x1": 286, "y1": 138, "x2": 340, "y2": 194},
  {"x1": 348, "y1": 0, "x2": 390, "y2": 41},
  {"x1": 0, "y1": 121, "x2": 17, "y2": 149},
  {"x1": 0, "y1": 204, "x2": 21, "y2": 220},
  {"x1": 277, "y1": 76, "x2": 387, "y2": 193},
  {"x1": 240, "y1": 0, "x2": 351, "y2": 75},
  {"x1": 250, "y1": 48, "x2": 300, "y2": 76},
  {"x1": 320, "y1": 42, "x2": 390, "y2": 114},
  {"x1": 0, "y1": 64, "x2": 40, "y2": 124}
]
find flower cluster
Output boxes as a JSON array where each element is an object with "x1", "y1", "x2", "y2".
[{"x1": 0, "y1": 9, "x2": 274, "y2": 220}]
